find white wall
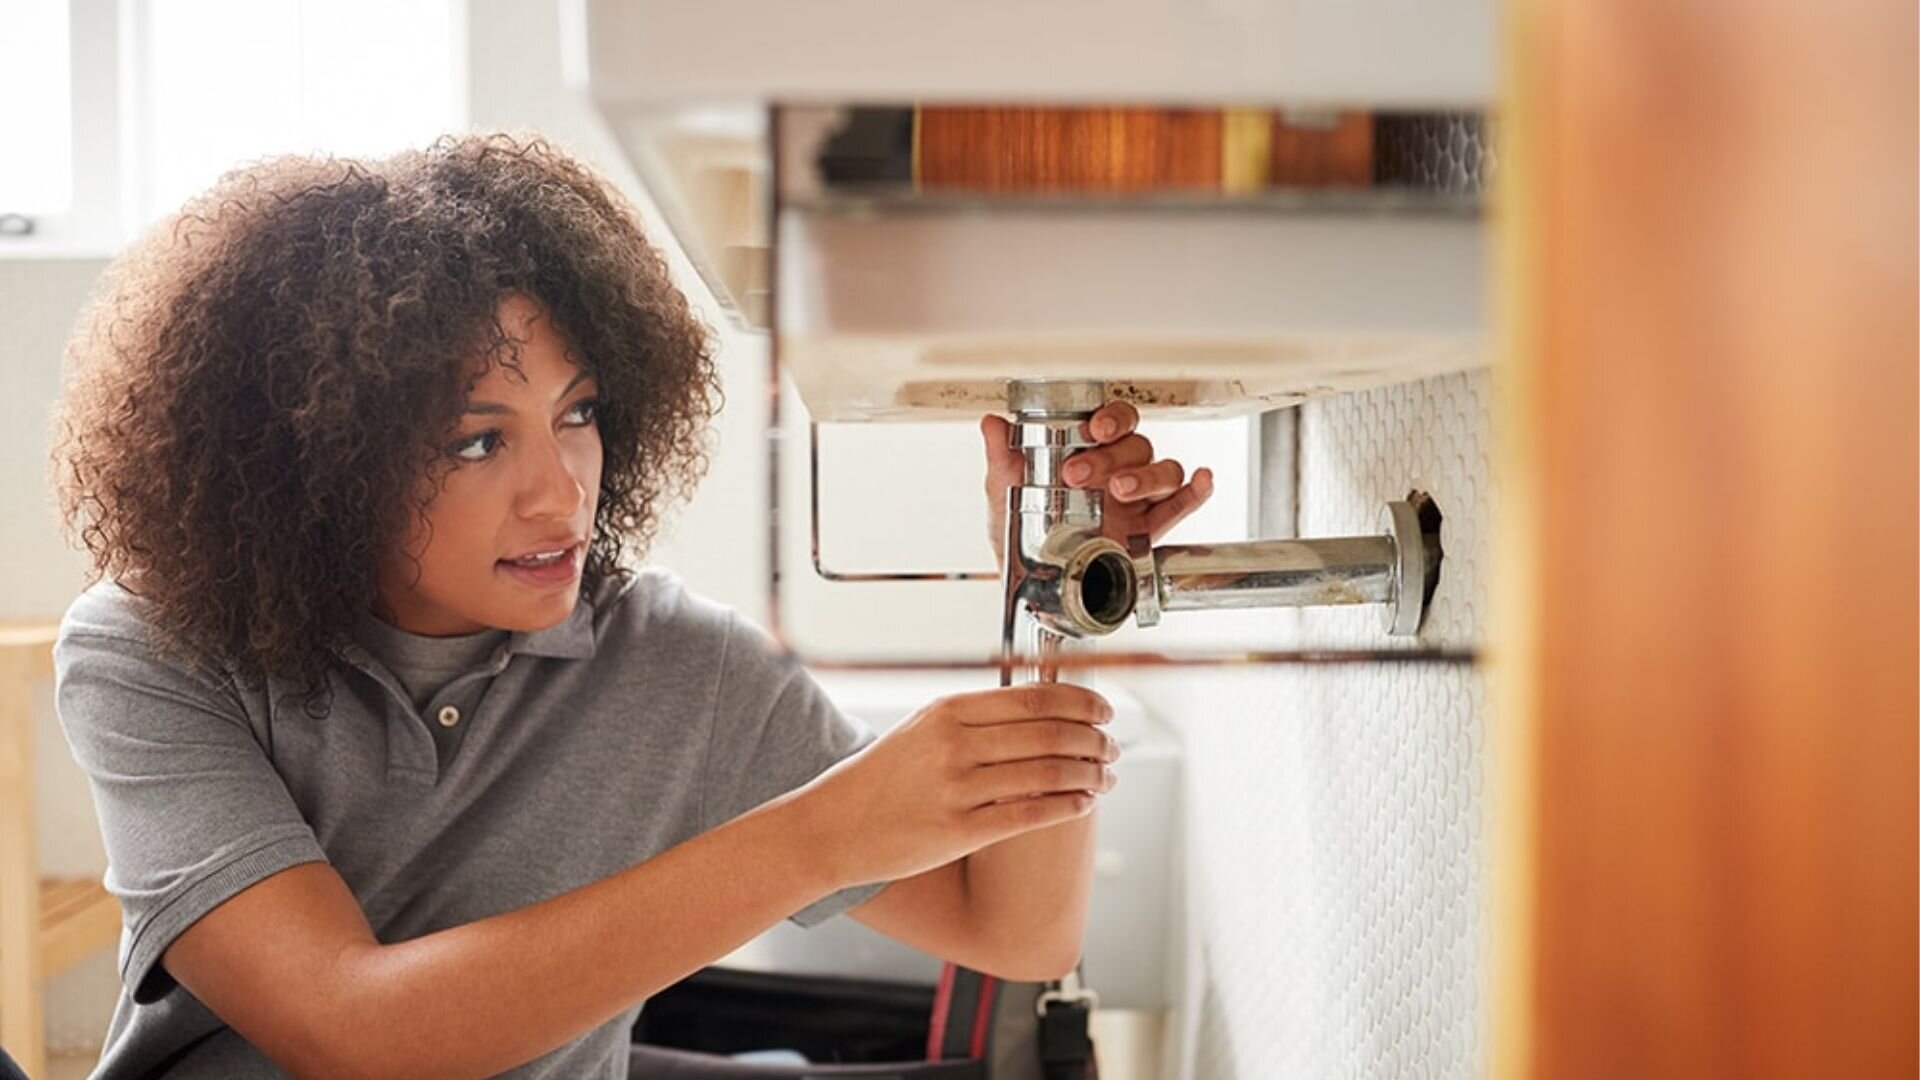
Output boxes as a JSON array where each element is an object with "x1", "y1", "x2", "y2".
[
  {"x1": 1110, "y1": 370, "x2": 1492, "y2": 1079},
  {"x1": 0, "y1": 259, "x2": 104, "y2": 621}
]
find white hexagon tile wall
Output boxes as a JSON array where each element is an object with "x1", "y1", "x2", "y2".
[{"x1": 1112, "y1": 368, "x2": 1492, "y2": 1080}]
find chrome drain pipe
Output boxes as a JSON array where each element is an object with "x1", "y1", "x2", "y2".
[
  {"x1": 998, "y1": 379, "x2": 1444, "y2": 686},
  {"x1": 1128, "y1": 497, "x2": 1441, "y2": 637},
  {"x1": 999, "y1": 380, "x2": 1133, "y2": 684}
]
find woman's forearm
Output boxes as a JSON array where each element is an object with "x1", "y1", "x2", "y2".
[
  {"x1": 960, "y1": 810, "x2": 1099, "y2": 979},
  {"x1": 329, "y1": 787, "x2": 842, "y2": 1080}
]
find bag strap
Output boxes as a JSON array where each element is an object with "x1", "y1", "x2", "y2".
[
  {"x1": 928, "y1": 962, "x2": 1098, "y2": 1080},
  {"x1": 928, "y1": 963, "x2": 1001, "y2": 1060},
  {"x1": 1036, "y1": 967, "x2": 1098, "y2": 1080}
]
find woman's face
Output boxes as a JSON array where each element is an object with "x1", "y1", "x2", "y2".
[{"x1": 374, "y1": 293, "x2": 603, "y2": 636}]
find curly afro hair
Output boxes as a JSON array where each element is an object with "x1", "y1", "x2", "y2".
[{"x1": 51, "y1": 131, "x2": 722, "y2": 706}]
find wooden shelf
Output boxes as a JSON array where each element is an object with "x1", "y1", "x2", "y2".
[
  {"x1": 36, "y1": 878, "x2": 120, "y2": 978},
  {"x1": 3, "y1": 622, "x2": 120, "y2": 1080}
]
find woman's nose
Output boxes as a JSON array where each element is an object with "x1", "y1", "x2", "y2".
[{"x1": 517, "y1": 435, "x2": 588, "y2": 519}]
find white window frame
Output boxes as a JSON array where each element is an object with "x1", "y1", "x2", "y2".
[
  {"x1": 1, "y1": 0, "x2": 470, "y2": 258},
  {"x1": 0, "y1": 0, "x2": 129, "y2": 256}
]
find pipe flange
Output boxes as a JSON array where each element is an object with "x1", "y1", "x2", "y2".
[{"x1": 1380, "y1": 500, "x2": 1428, "y2": 636}]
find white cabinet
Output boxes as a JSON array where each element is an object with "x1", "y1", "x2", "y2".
[{"x1": 564, "y1": 0, "x2": 1494, "y2": 418}]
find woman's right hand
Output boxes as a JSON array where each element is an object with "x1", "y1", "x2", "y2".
[{"x1": 797, "y1": 683, "x2": 1120, "y2": 888}]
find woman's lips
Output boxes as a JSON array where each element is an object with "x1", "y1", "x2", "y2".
[{"x1": 496, "y1": 543, "x2": 581, "y2": 589}]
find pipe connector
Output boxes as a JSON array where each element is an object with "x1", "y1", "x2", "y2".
[{"x1": 1006, "y1": 487, "x2": 1139, "y2": 639}]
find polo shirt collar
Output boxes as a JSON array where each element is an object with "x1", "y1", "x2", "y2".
[
  {"x1": 507, "y1": 590, "x2": 598, "y2": 660},
  {"x1": 342, "y1": 589, "x2": 599, "y2": 678}
]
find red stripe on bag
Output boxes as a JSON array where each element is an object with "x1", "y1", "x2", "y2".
[
  {"x1": 968, "y1": 975, "x2": 998, "y2": 1058},
  {"x1": 926, "y1": 962, "x2": 958, "y2": 1060}
]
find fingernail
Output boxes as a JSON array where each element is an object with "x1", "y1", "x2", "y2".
[
  {"x1": 1093, "y1": 417, "x2": 1115, "y2": 439},
  {"x1": 1114, "y1": 476, "x2": 1138, "y2": 496},
  {"x1": 1064, "y1": 461, "x2": 1089, "y2": 483}
]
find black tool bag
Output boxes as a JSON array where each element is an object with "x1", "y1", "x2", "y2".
[{"x1": 629, "y1": 961, "x2": 1099, "y2": 1080}]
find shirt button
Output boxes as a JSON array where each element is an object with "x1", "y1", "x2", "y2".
[{"x1": 436, "y1": 705, "x2": 461, "y2": 728}]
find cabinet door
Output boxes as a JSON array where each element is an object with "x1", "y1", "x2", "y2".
[{"x1": 1498, "y1": 2, "x2": 1918, "y2": 1078}]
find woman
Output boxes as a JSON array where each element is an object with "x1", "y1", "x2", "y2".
[{"x1": 49, "y1": 132, "x2": 1213, "y2": 1078}]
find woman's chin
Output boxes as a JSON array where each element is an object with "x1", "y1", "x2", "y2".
[{"x1": 482, "y1": 588, "x2": 578, "y2": 634}]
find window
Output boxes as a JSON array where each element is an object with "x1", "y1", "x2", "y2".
[
  {"x1": 0, "y1": 0, "x2": 74, "y2": 216},
  {"x1": 136, "y1": 0, "x2": 465, "y2": 228},
  {"x1": 0, "y1": 0, "x2": 463, "y2": 252}
]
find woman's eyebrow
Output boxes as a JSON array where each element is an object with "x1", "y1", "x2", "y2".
[{"x1": 464, "y1": 369, "x2": 594, "y2": 415}]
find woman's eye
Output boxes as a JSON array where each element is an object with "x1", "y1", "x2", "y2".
[
  {"x1": 445, "y1": 401, "x2": 593, "y2": 462},
  {"x1": 449, "y1": 431, "x2": 500, "y2": 462},
  {"x1": 565, "y1": 398, "x2": 599, "y2": 426}
]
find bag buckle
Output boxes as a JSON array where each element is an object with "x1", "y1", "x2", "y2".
[{"x1": 1035, "y1": 970, "x2": 1101, "y2": 1018}]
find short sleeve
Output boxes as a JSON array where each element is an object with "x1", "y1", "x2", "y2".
[
  {"x1": 703, "y1": 610, "x2": 889, "y2": 928},
  {"x1": 54, "y1": 621, "x2": 329, "y2": 1004}
]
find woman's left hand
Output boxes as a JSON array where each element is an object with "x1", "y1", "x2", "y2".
[{"x1": 980, "y1": 400, "x2": 1214, "y2": 568}]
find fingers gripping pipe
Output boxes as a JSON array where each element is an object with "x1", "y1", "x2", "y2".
[{"x1": 999, "y1": 379, "x2": 1443, "y2": 685}]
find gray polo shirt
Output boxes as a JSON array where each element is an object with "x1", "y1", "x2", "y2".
[{"x1": 55, "y1": 568, "x2": 890, "y2": 1079}]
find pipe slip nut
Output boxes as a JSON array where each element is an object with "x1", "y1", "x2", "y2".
[
  {"x1": 1006, "y1": 378, "x2": 1108, "y2": 419},
  {"x1": 1058, "y1": 537, "x2": 1138, "y2": 636}
]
